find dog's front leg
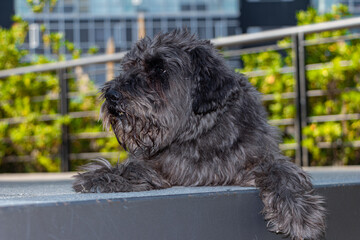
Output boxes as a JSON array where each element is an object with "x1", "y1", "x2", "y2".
[
  {"x1": 250, "y1": 159, "x2": 326, "y2": 240},
  {"x1": 73, "y1": 158, "x2": 170, "y2": 193}
]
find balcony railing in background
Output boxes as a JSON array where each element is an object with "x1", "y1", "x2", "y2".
[{"x1": 1, "y1": 17, "x2": 360, "y2": 171}]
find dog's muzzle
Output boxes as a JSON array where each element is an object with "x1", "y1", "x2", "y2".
[
  {"x1": 105, "y1": 90, "x2": 122, "y2": 103},
  {"x1": 104, "y1": 90, "x2": 125, "y2": 116}
]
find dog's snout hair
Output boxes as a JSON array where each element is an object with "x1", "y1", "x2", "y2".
[{"x1": 74, "y1": 29, "x2": 326, "y2": 240}]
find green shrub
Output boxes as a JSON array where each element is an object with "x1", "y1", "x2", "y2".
[
  {"x1": 0, "y1": 12, "x2": 121, "y2": 172},
  {"x1": 237, "y1": 5, "x2": 360, "y2": 165}
]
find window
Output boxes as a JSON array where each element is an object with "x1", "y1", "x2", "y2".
[
  {"x1": 80, "y1": 29, "x2": 89, "y2": 43},
  {"x1": 79, "y1": 0, "x2": 89, "y2": 13},
  {"x1": 181, "y1": 4, "x2": 191, "y2": 11},
  {"x1": 196, "y1": 3, "x2": 206, "y2": 11},
  {"x1": 65, "y1": 28, "x2": 74, "y2": 42},
  {"x1": 64, "y1": 0, "x2": 74, "y2": 13},
  {"x1": 95, "y1": 29, "x2": 105, "y2": 42}
]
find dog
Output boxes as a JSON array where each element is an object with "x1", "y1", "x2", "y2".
[{"x1": 73, "y1": 29, "x2": 326, "y2": 240}]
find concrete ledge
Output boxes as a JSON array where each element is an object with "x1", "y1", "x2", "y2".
[
  {"x1": 0, "y1": 172, "x2": 74, "y2": 181},
  {"x1": 0, "y1": 168, "x2": 360, "y2": 240}
]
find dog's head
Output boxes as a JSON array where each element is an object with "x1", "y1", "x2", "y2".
[{"x1": 100, "y1": 29, "x2": 238, "y2": 156}]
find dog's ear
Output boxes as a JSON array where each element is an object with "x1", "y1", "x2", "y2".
[{"x1": 190, "y1": 44, "x2": 236, "y2": 114}]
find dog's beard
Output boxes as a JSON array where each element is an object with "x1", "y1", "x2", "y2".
[
  {"x1": 100, "y1": 101, "x2": 163, "y2": 155},
  {"x1": 100, "y1": 102, "x2": 127, "y2": 150}
]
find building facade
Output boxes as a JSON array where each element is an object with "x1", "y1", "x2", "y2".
[
  {"x1": 15, "y1": 0, "x2": 240, "y2": 57},
  {"x1": 0, "y1": 1, "x2": 14, "y2": 28},
  {"x1": 15, "y1": 0, "x2": 360, "y2": 58}
]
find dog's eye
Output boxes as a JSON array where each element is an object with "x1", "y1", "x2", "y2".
[
  {"x1": 144, "y1": 55, "x2": 165, "y2": 73},
  {"x1": 156, "y1": 67, "x2": 166, "y2": 75}
]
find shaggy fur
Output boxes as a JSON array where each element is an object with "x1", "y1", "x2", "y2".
[{"x1": 73, "y1": 30, "x2": 326, "y2": 240}]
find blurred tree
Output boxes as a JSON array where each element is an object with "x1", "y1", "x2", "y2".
[
  {"x1": 26, "y1": 0, "x2": 58, "y2": 13},
  {"x1": 0, "y1": 2, "x2": 121, "y2": 172},
  {"x1": 238, "y1": 4, "x2": 360, "y2": 165}
]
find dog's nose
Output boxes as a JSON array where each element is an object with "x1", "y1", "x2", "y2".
[{"x1": 105, "y1": 90, "x2": 122, "y2": 103}]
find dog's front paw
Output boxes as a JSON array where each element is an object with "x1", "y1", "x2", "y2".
[
  {"x1": 73, "y1": 158, "x2": 166, "y2": 193},
  {"x1": 72, "y1": 158, "x2": 137, "y2": 193},
  {"x1": 72, "y1": 172, "x2": 121, "y2": 193},
  {"x1": 73, "y1": 166, "x2": 132, "y2": 193},
  {"x1": 72, "y1": 159, "x2": 110, "y2": 193},
  {"x1": 263, "y1": 190, "x2": 326, "y2": 240}
]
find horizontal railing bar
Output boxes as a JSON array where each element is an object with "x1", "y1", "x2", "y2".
[
  {"x1": 1, "y1": 111, "x2": 98, "y2": 125},
  {"x1": 32, "y1": 91, "x2": 99, "y2": 102},
  {"x1": 212, "y1": 17, "x2": 360, "y2": 47},
  {"x1": 0, "y1": 132, "x2": 115, "y2": 143},
  {"x1": 279, "y1": 143, "x2": 297, "y2": 150},
  {"x1": 21, "y1": 12, "x2": 240, "y2": 20},
  {"x1": 69, "y1": 152, "x2": 121, "y2": 160},
  {"x1": 269, "y1": 113, "x2": 360, "y2": 125},
  {"x1": 223, "y1": 44, "x2": 290, "y2": 57},
  {"x1": 225, "y1": 34, "x2": 360, "y2": 58},
  {"x1": 268, "y1": 118, "x2": 295, "y2": 126},
  {"x1": 306, "y1": 87, "x2": 360, "y2": 97},
  {"x1": 308, "y1": 113, "x2": 360, "y2": 123},
  {"x1": 0, "y1": 131, "x2": 112, "y2": 142},
  {"x1": 0, "y1": 91, "x2": 99, "y2": 106},
  {"x1": 65, "y1": 66, "x2": 121, "y2": 79},
  {"x1": 0, "y1": 52, "x2": 126, "y2": 78},
  {"x1": 306, "y1": 59, "x2": 352, "y2": 71},
  {"x1": 280, "y1": 140, "x2": 360, "y2": 150},
  {"x1": 222, "y1": 34, "x2": 360, "y2": 57},
  {"x1": 41, "y1": 90, "x2": 99, "y2": 101},
  {"x1": 304, "y1": 33, "x2": 360, "y2": 46},
  {"x1": 242, "y1": 58, "x2": 354, "y2": 78},
  {"x1": 316, "y1": 140, "x2": 360, "y2": 148},
  {"x1": 263, "y1": 87, "x2": 360, "y2": 101},
  {"x1": 70, "y1": 132, "x2": 113, "y2": 140},
  {"x1": 241, "y1": 66, "x2": 295, "y2": 77},
  {"x1": 307, "y1": 90, "x2": 327, "y2": 97},
  {"x1": 262, "y1": 92, "x2": 296, "y2": 101},
  {"x1": 2, "y1": 152, "x2": 122, "y2": 163},
  {"x1": 2, "y1": 155, "x2": 35, "y2": 163}
]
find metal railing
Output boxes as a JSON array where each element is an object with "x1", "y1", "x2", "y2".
[{"x1": 2, "y1": 16, "x2": 360, "y2": 170}]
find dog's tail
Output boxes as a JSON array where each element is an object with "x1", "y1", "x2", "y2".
[{"x1": 252, "y1": 158, "x2": 326, "y2": 240}]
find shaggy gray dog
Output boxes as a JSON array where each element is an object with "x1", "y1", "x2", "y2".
[{"x1": 73, "y1": 30, "x2": 326, "y2": 240}]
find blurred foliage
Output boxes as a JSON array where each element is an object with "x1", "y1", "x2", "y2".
[
  {"x1": 26, "y1": 0, "x2": 58, "y2": 13},
  {"x1": 237, "y1": 5, "x2": 360, "y2": 165},
  {"x1": 0, "y1": 5, "x2": 120, "y2": 172}
]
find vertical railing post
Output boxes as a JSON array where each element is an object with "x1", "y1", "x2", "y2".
[
  {"x1": 59, "y1": 68, "x2": 70, "y2": 171},
  {"x1": 293, "y1": 33, "x2": 309, "y2": 166}
]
